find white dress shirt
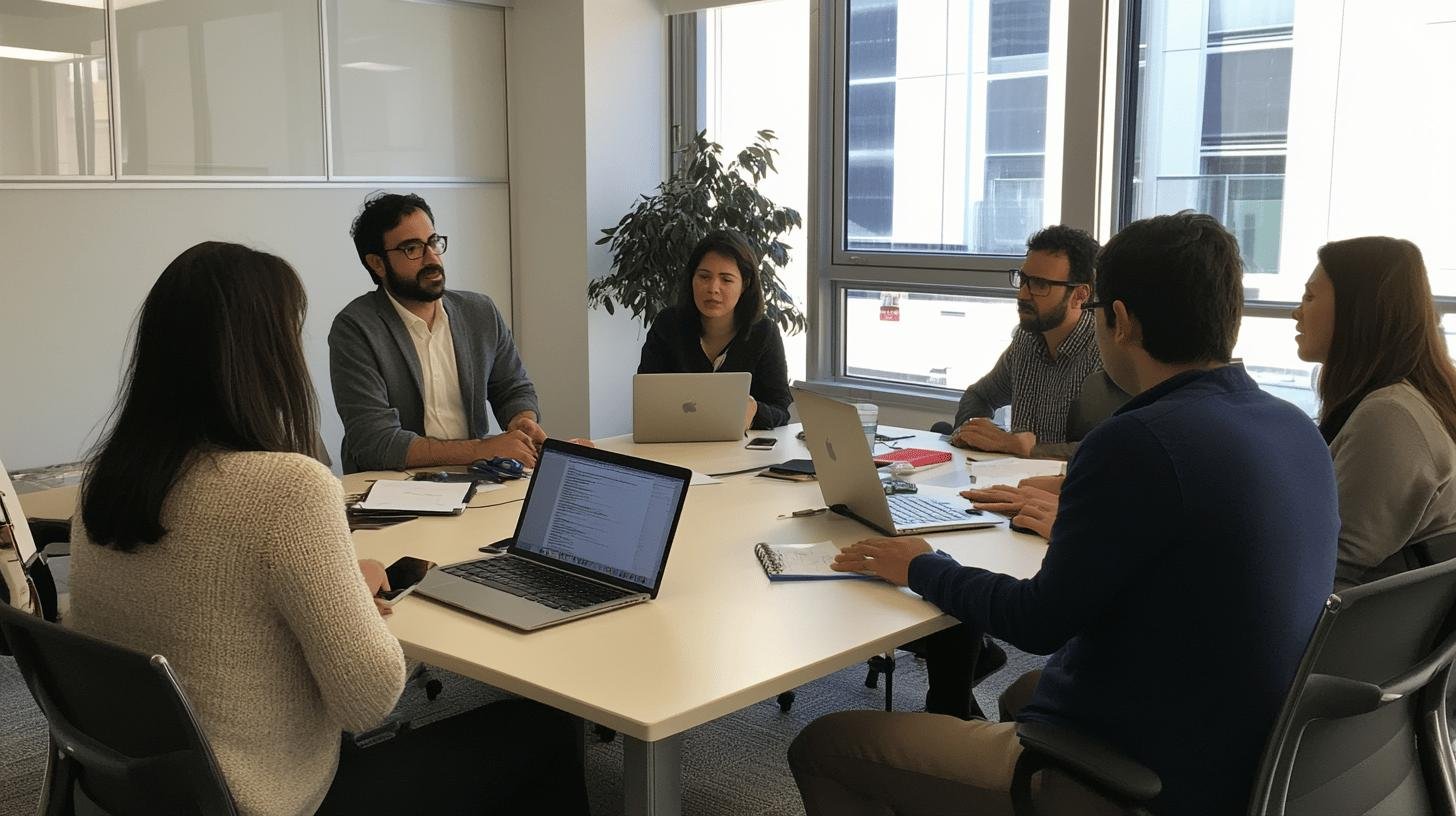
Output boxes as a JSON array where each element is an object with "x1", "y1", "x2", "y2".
[{"x1": 385, "y1": 293, "x2": 470, "y2": 440}]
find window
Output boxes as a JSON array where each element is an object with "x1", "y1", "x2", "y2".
[
  {"x1": 814, "y1": 0, "x2": 1086, "y2": 402},
  {"x1": 840, "y1": 0, "x2": 1059, "y2": 255},
  {"x1": 327, "y1": 0, "x2": 508, "y2": 179},
  {"x1": 844, "y1": 289, "x2": 1018, "y2": 389},
  {"x1": 1125, "y1": 0, "x2": 1456, "y2": 415},
  {"x1": 114, "y1": 0, "x2": 324, "y2": 177},
  {"x1": 0, "y1": 1, "x2": 110, "y2": 176},
  {"x1": 704, "y1": 0, "x2": 812, "y2": 382},
  {"x1": 3, "y1": 0, "x2": 510, "y2": 182}
]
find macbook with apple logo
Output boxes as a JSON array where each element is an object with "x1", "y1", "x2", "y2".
[
  {"x1": 632, "y1": 372, "x2": 753, "y2": 442},
  {"x1": 792, "y1": 387, "x2": 1004, "y2": 536}
]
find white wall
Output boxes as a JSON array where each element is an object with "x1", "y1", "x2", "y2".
[
  {"x1": 0, "y1": 185, "x2": 510, "y2": 470},
  {"x1": 584, "y1": 0, "x2": 668, "y2": 437},
  {"x1": 508, "y1": 0, "x2": 667, "y2": 440},
  {"x1": 507, "y1": 0, "x2": 593, "y2": 439}
]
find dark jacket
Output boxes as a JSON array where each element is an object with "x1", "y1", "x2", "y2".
[
  {"x1": 328, "y1": 288, "x2": 539, "y2": 473},
  {"x1": 637, "y1": 306, "x2": 792, "y2": 430},
  {"x1": 910, "y1": 365, "x2": 1338, "y2": 816}
]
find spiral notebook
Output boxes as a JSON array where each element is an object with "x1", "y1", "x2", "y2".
[{"x1": 753, "y1": 541, "x2": 873, "y2": 581}]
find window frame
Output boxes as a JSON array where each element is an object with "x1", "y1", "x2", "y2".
[{"x1": 808, "y1": 0, "x2": 1115, "y2": 410}]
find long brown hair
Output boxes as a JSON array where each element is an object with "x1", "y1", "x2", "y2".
[
  {"x1": 81, "y1": 242, "x2": 320, "y2": 551},
  {"x1": 1316, "y1": 236, "x2": 1456, "y2": 443}
]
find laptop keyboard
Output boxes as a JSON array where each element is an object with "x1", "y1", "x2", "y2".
[
  {"x1": 443, "y1": 557, "x2": 631, "y2": 612},
  {"x1": 887, "y1": 494, "x2": 967, "y2": 526}
]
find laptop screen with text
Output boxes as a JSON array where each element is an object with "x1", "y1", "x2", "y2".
[{"x1": 513, "y1": 447, "x2": 685, "y2": 590}]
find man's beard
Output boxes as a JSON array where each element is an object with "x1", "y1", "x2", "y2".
[
  {"x1": 1017, "y1": 292, "x2": 1071, "y2": 333},
  {"x1": 382, "y1": 256, "x2": 445, "y2": 303}
]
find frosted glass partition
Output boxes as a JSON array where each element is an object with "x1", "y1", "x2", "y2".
[
  {"x1": 327, "y1": 0, "x2": 507, "y2": 179},
  {"x1": 114, "y1": 0, "x2": 324, "y2": 177},
  {"x1": 0, "y1": 0, "x2": 110, "y2": 176}
]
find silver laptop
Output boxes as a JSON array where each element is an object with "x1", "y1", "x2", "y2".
[
  {"x1": 413, "y1": 440, "x2": 691, "y2": 631},
  {"x1": 792, "y1": 387, "x2": 1003, "y2": 536},
  {"x1": 633, "y1": 372, "x2": 752, "y2": 442}
]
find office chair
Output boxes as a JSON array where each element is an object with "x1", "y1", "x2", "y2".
[
  {"x1": 0, "y1": 601, "x2": 239, "y2": 816},
  {"x1": 1008, "y1": 543, "x2": 1456, "y2": 816}
]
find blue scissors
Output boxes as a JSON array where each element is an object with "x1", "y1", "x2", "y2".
[{"x1": 469, "y1": 457, "x2": 526, "y2": 481}]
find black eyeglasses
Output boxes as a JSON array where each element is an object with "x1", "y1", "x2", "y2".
[
  {"x1": 1008, "y1": 268, "x2": 1083, "y2": 297},
  {"x1": 384, "y1": 234, "x2": 448, "y2": 261}
]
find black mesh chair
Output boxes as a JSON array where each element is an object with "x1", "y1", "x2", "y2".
[
  {"x1": 1010, "y1": 539, "x2": 1456, "y2": 816},
  {"x1": 0, "y1": 601, "x2": 238, "y2": 816}
]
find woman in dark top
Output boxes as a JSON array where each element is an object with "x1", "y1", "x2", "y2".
[{"x1": 638, "y1": 229, "x2": 792, "y2": 429}]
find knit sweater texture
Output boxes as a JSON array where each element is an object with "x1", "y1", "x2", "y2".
[{"x1": 68, "y1": 451, "x2": 406, "y2": 816}]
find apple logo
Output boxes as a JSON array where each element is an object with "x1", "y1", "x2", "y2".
[
  {"x1": 681, "y1": 401, "x2": 698, "y2": 414},
  {"x1": 825, "y1": 439, "x2": 837, "y2": 461}
]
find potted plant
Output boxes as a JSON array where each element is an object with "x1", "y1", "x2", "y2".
[{"x1": 590, "y1": 130, "x2": 806, "y2": 335}]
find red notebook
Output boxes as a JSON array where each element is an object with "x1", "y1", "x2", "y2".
[{"x1": 873, "y1": 448, "x2": 953, "y2": 470}]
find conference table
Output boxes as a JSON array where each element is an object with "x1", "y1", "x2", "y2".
[{"x1": 18, "y1": 424, "x2": 1057, "y2": 816}]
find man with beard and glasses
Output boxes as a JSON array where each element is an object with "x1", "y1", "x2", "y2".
[
  {"x1": 329, "y1": 192, "x2": 568, "y2": 473},
  {"x1": 950, "y1": 225, "x2": 1128, "y2": 460}
]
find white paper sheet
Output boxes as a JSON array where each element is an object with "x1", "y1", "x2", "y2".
[{"x1": 356, "y1": 479, "x2": 474, "y2": 513}]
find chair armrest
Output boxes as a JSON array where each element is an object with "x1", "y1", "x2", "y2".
[
  {"x1": 28, "y1": 519, "x2": 70, "y2": 557},
  {"x1": 1015, "y1": 721, "x2": 1162, "y2": 803}
]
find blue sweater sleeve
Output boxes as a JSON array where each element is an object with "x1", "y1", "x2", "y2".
[{"x1": 908, "y1": 415, "x2": 1182, "y2": 655}]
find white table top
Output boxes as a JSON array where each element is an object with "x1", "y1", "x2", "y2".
[
  {"x1": 348, "y1": 425, "x2": 1050, "y2": 741},
  {"x1": 16, "y1": 425, "x2": 1053, "y2": 742}
]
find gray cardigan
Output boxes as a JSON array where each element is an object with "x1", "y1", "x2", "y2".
[
  {"x1": 1331, "y1": 382, "x2": 1456, "y2": 589},
  {"x1": 328, "y1": 288, "x2": 540, "y2": 473}
]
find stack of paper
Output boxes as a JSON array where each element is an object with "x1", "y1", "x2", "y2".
[{"x1": 356, "y1": 480, "x2": 475, "y2": 515}]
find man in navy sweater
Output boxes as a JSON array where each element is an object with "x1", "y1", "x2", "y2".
[{"x1": 788, "y1": 212, "x2": 1338, "y2": 816}]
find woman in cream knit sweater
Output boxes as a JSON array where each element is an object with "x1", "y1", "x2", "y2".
[{"x1": 69, "y1": 242, "x2": 587, "y2": 815}]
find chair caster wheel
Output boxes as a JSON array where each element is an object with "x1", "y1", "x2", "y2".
[{"x1": 777, "y1": 691, "x2": 796, "y2": 712}]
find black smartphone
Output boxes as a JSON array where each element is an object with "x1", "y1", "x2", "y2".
[
  {"x1": 745, "y1": 437, "x2": 778, "y2": 450},
  {"x1": 378, "y1": 556, "x2": 437, "y2": 603}
]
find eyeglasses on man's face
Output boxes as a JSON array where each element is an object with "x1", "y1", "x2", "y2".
[
  {"x1": 1008, "y1": 268, "x2": 1082, "y2": 297},
  {"x1": 384, "y1": 234, "x2": 448, "y2": 261}
]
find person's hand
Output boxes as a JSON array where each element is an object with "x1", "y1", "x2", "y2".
[
  {"x1": 359, "y1": 559, "x2": 395, "y2": 616},
  {"x1": 507, "y1": 413, "x2": 547, "y2": 445},
  {"x1": 960, "y1": 484, "x2": 1058, "y2": 515},
  {"x1": 477, "y1": 430, "x2": 538, "y2": 468},
  {"x1": 565, "y1": 437, "x2": 597, "y2": 448},
  {"x1": 831, "y1": 537, "x2": 933, "y2": 586},
  {"x1": 744, "y1": 397, "x2": 758, "y2": 431},
  {"x1": 960, "y1": 484, "x2": 1028, "y2": 513},
  {"x1": 1018, "y1": 474, "x2": 1065, "y2": 495},
  {"x1": 955, "y1": 418, "x2": 1036, "y2": 457},
  {"x1": 1011, "y1": 493, "x2": 1059, "y2": 540},
  {"x1": 360, "y1": 559, "x2": 389, "y2": 594}
]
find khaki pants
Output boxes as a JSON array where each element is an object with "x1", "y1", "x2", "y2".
[{"x1": 789, "y1": 669, "x2": 1120, "y2": 816}]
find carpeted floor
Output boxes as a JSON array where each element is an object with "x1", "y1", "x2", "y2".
[{"x1": 0, "y1": 634, "x2": 1044, "y2": 816}]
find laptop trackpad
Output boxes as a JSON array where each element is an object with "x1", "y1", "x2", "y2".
[{"x1": 416, "y1": 570, "x2": 564, "y2": 631}]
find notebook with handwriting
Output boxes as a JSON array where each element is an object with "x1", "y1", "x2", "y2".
[{"x1": 753, "y1": 541, "x2": 873, "y2": 581}]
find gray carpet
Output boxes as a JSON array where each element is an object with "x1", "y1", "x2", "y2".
[{"x1": 0, "y1": 638, "x2": 1044, "y2": 816}]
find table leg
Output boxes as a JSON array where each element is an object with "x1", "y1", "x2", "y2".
[{"x1": 623, "y1": 733, "x2": 682, "y2": 816}]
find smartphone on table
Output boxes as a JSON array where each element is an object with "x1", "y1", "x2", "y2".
[
  {"x1": 378, "y1": 556, "x2": 437, "y2": 604},
  {"x1": 745, "y1": 437, "x2": 778, "y2": 450}
]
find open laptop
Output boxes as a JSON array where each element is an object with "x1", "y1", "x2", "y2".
[
  {"x1": 633, "y1": 372, "x2": 752, "y2": 442},
  {"x1": 413, "y1": 440, "x2": 691, "y2": 631},
  {"x1": 792, "y1": 387, "x2": 1003, "y2": 536}
]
